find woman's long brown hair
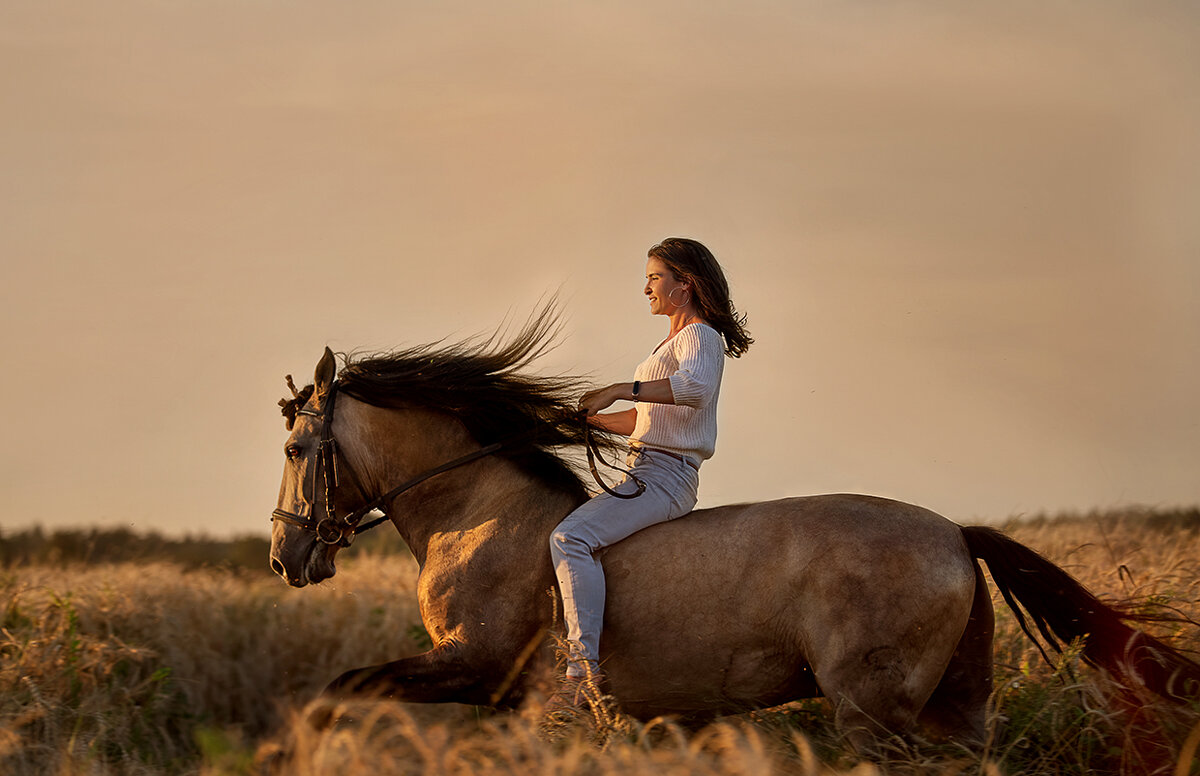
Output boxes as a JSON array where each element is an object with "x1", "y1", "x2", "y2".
[{"x1": 648, "y1": 237, "x2": 753, "y2": 358}]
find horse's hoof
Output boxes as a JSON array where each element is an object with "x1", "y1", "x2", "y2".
[
  {"x1": 253, "y1": 741, "x2": 290, "y2": 776},
  {"x1": 303, "y1": 699, "x2": 340, "y2": 730}
]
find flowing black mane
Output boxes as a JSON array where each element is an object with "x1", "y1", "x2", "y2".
[{"x1": 318, "y1": 309, "x2": 607, "y2": 500}]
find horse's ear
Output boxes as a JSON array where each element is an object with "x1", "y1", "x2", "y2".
[{"x1": 314, "y1": 347, "x2": 337, "y2": 404}]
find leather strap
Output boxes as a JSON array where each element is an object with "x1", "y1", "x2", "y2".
[{"x1": 584, "y1": 417, "x2": 646, "y2": 499}]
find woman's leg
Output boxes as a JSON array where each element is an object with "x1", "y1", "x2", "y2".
[{"x1": 549, "y1": 453, "x2": 697, "y2": 677}]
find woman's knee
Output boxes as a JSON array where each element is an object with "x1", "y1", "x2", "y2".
[{"x1": 549, "y1": 524, "x2": 592, "y2": 559}]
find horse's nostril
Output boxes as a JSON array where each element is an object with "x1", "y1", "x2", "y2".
[{"x1": 270, "y1": 557, "x2": 286, "y2": 578}]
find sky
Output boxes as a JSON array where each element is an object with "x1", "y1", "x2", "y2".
[{"x1": 1, "y1": 0, "x2": 1197, "y2": 538}]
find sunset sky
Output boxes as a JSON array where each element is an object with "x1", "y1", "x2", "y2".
[{"x1": 2, "y1": 1, "x2": 1197, "y2": 538}]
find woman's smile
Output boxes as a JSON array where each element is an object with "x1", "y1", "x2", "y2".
[{"x1": 644, "y1": 257, "x2": 686, "y2": 316}]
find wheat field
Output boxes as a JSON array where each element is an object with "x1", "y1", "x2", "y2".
[{"x1": 2, "y1": 510, "x2": 1199, "y2": 775}]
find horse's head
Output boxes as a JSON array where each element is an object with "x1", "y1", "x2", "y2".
[
  {"x1": 269, "y1": 314, "x2": 598, "y2": 586},
  {"x1": 270, "y1": 347, "x2": 346, "y2": 587}
]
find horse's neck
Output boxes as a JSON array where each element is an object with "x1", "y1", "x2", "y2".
[{"x1": 340, "y1": 397, "x2": 580, "y2": 565}]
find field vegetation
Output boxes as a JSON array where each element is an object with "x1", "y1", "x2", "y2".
[{"x1": 2, "y1": 507, "x2": 1199, "y2": 775}]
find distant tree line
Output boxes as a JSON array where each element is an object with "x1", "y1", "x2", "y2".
[
  {"x1": 0, "y1": 523, "x2": 412, "y2": 572},
  {"x1": 0, "y1": 526, "x2": 272, "y2": 572},
  {"x1": 1004, "y1": 505, "x2": 1200, "y2": 532}
]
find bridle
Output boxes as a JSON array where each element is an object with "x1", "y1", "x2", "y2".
[
  {"x1": 271, "y1": 382, "x2": 515, "y2": 547},
  {"x1": 272, "y1": 381, "x2": 645, "y2": 547},
  {"x1": 272, "y1": 383, "x2": 367, "y2": 546}
]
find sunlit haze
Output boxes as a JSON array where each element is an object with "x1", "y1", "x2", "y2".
[{"x1": 1, "y1": 1, "x2": 1197, "y2": 537}]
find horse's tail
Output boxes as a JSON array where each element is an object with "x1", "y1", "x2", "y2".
[{"x1": 961, "y1": 525, "x2": 1200, "y2": 700}]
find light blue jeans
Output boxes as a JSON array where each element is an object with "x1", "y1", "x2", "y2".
[{"x1": 549, "y1": 448, "x2": 700, "y2": 677}]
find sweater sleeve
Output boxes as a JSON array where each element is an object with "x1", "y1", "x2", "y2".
[{"x1": 667, "y1": 324, "x2": 724, "y2": 409}]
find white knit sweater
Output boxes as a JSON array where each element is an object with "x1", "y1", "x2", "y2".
[{"x1": 630, "y1": 322, "x2": 725, "y2": 465}]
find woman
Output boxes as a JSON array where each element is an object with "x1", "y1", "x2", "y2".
[{"x1": 549, "y1": 237, "x2": 753, "y2": 699}]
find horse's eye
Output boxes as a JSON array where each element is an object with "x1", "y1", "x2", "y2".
[{"x1": 285, "y1": 445, "x2": 302, "y2": 460}]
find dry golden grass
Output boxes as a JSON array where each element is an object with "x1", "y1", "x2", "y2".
[{"x1": 2, "y1": 510, "x2": 1198, "y2": 775}]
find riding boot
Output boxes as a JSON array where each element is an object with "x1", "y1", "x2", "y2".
[{"x1": 543, "y1": 670, "x2": 607, "y2": 718}]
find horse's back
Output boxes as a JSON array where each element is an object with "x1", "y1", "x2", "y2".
[
  {"x1": 599, "y1": 494, "x2": 977, "y2": 717},
  {"x1": 606, "y1": 493, "x2": 972, "y2": 601}
]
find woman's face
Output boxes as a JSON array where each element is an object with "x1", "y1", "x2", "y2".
[{"x1": 644, "y1": 257, "x2": 690, "y2": 316}]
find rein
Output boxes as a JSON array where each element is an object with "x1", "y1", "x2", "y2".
[
  {"x1": 583, "y1": 416, "x2": 646, "y2": 499},
  {"x1": 273, "y1": 382, "x2": 645, "y2": 546}
]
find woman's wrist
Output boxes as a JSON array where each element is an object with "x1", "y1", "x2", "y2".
[{"x1": 621, "y1": 378, "x2": 675, "y2": 406}]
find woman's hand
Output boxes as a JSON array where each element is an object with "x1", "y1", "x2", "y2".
[
  {"x1": 578, "y1": 384, "x2": 625, "y2": 416},
  {"x1": 586, "y1": 407, "x2": 637, "y2": 435}
]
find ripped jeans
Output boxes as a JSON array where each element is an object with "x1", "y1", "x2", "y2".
[{"x1": 549, "y1": 447, "x2": 700, "y2": 677}]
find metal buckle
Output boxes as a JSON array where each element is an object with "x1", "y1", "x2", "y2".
[{"x1": 315, "y1": 516, "x2": 352, "y2": 547}]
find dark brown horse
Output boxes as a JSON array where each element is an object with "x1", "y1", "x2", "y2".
[{"x1": 269, "y1": 315, "x2": 1199, "y2": 749}]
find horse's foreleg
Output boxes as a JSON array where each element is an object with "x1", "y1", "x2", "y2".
[
  {"x1": 320, "y1": 646, "x2": 501, "y2": 706},
  {"x1": 305, "y1": 648, "x2": 504, "y2": 729}
]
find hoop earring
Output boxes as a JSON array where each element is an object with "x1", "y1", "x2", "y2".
[{"x1": 668, "y1": 287, "x2": 691, "y2": 308}]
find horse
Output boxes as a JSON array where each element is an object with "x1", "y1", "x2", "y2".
[{"x1": 269, "y1": 314, "x2": 1199, "y2": 750}]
